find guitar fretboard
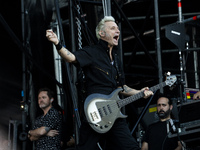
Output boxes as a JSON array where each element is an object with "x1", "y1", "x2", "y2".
[{"x1": 117, "y1": 82, "x2": 166, "y2": 107}]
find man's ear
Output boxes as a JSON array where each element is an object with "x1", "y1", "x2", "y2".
[
  {"x1": 50, "y1": 98, "x2": 53, "y2": 102},
  {"x1": 170, "y1": 105, "x2": 173, "y2": 110},
  {"x1": 99, "y1": 31, "x2": 105, "y2": 37}
]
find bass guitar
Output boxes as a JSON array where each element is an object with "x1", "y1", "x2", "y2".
[{"x1": 84, "y1": 75, "x2": 177, "y2": 133}]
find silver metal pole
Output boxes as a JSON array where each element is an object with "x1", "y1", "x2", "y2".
[
  {"x1": 192, "y1": 27, "x2": 199, "y2": 88},
  {"x1": 177, "y1": 0, "x2": 187, "y2": 101},
  {"x1": 102, "y1": 0, "x2": 111, "y2": 16},
  {"x1": 52, "y1": 18, "x2": 62, "y2": 106},
  {"x1": 177, "y1": 0, "x2": 183, "y2": 22},
  {"x1": 106, "y1": 0, "x2": 111, "y2": 16}
]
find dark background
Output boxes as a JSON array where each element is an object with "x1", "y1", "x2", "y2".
[{"x1": 1, "y1": 0, "x2": 22, "y2": 144}]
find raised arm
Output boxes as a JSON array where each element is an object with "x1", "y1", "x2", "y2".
[{"x1": 46, "y1": 29, "x2": 76, "y2": 63}]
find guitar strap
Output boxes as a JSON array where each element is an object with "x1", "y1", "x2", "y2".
[{"x1": 114, "y1": 53, "x2": 124, "y2": 91}]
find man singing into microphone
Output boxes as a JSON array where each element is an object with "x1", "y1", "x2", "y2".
[{"x1": 141, "y1": 96, "x2": 182, "y2": 150}]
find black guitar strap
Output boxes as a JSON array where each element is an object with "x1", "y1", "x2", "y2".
[{"x1": 114, "y1": 53, "x2": 124, "y2": 91}]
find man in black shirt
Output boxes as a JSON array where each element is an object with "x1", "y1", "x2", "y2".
[
  {"x1": 46, "y1": 16, "x2": 153, "y2": 150},
  {"x1": 141, "y1": 96, "x2": 182, "y2": 150},
  {"x1": 28, "y1": 88, "x2": 62, "y2": 150}
]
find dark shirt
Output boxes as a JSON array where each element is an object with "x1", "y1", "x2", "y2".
[
  {"x1": 33, "y1": 107, "x2": 62, "y2": 150},
  {"x1": 73, "y1": 39, "x2": 125, "y2": 96},
  {"x1": 143, "y1": 120, "x2": 179, "y2": 150}
]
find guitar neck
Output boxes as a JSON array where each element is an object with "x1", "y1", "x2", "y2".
[{"x1": 118, "y1": 82, "x2": 166, "y2": 107}]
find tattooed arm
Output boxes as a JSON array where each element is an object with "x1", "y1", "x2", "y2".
[
  {"x1": 28, "y1": 126, "x2": 59, "y2": 141},
  {"x1": 120, "y1": 85, "x2": 153, "y2": 99},
  {"x1": 57, "y1": 47, "x2": 77, "y2": 63},
  {"x1": 46, "y1": 29, "x2": 76, "y2": 63},
  {"x1": 120, "y1": 85, "x2": 140, "y2": 96}
]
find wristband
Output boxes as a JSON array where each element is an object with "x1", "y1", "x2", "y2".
[{"x1": 55, "y1": 41, "x2": 62, "y2": 51}]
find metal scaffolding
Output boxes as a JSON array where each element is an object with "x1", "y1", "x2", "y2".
[{"x1": 2, "y1": 0, "x2": 199, "y2": 149}]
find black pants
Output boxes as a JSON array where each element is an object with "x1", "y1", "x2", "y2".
[{"x1": 77, "y1": 118, "x2": 140, "y2": 150}]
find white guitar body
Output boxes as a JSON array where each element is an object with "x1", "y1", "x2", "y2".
[{"x1": 84, "y1": 88, "x2": 126, "y2": 133}]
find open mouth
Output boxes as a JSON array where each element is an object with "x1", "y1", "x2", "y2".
[{"x1": 113, "y1": 35, "x2": 119, "y2": 41}]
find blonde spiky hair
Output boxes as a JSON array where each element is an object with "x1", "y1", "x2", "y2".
[{"x1": 95, "y1": 16, "x2": 115, "y2": 40}]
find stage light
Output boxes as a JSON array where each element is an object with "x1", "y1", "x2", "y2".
[{"x1": 20, "y1": 101, "x2": 28, "y2": 112}]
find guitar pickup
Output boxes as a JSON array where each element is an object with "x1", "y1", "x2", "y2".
[
  {"x1": 103, "y1": 106, "x2": 108, "y2": 115},
  {"x1": 107, "y1": 105, "x2": 112, "y2": 113},
  {"x1": 98, "y1": 108, "x2": 103, "y2": 117}
]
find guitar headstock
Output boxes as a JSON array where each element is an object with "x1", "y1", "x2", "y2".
[{"x1": 165, "y1": 72, "x2": 177, "y2": 87}]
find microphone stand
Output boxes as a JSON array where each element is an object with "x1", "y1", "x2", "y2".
[{"x1": 131, "y1": 91, "x2": 157, "y2": 135}]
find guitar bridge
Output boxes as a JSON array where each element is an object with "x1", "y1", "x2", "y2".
[{"x1": 90, "y1": 111, "x2": 99, "y2": 121}]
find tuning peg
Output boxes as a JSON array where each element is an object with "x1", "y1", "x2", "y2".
[{"x1": 165, "y1": 72, "x2": 171, "y2": 76}]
